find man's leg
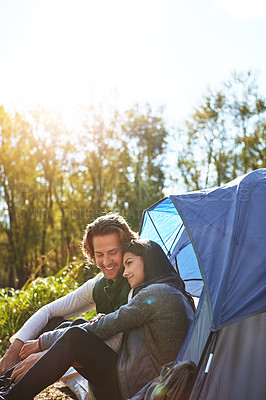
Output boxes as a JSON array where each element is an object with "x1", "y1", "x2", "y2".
[
  {"x1": 54, "y1": 317, "x2": 88, "y2": 330},
  {"x1": 0, "y1": 318, "x2": 89, "y2": 387},
  {"x1": 5, "y1": 326, "x2": 121, "y2": 400},
  {"x1": 38, "y1": 316, "x2": 66, "y2": 335},
  {"x1": 0, "y1": 316, "x2": 67, "y2": 383}
]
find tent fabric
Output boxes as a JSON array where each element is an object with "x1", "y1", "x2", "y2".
[
  {"x1": 139, "y1": 198, "x2": 202, "y2": 296},
  {"x1": 138, "y1": 169, "x2": 266, "y2": 400},
  {"x1": 190, "y1": 312, "x2": 266, "y2": 400},
  {"x1": 139, "y1": 197, "x2": 185, "y2": 256},
  {"x1": 177, "y1": 289, "x2": 212, "y2": 366},
  {"x1": 140, "y1": 169, "x2": 266, "y2": 330}
]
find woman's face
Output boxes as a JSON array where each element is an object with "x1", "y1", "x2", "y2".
[{"x1": 123, "y1": 251, "x2": 145, "y2": 289}]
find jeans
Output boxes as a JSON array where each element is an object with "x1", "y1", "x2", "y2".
[{"x1": 6, "y1": 326, "x2": 122, "y2": 400}]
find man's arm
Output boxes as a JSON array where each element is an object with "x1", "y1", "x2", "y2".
[
  {"x1": 11, "y1": 273, "x2": 103, "y2": 343},
  {"x1": 0, "y1": 273, "x2": 103, "y2": 374}
]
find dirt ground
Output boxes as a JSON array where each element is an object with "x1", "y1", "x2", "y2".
[{"x1": 34, "y1": 381, "x2": 78, "y2": 400}]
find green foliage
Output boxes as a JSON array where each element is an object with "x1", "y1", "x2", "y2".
[{"x1": 0, "y1": 262, "x2": 97, "y2": 355}]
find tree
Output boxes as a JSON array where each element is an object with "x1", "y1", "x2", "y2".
[
  {"x1": 177, "y1": 71, "x2": 266, "y2": 190},
  {"x1": 31, "y1": 110, "x2": 66, "y2": 269},
  {"x1": 225, "y1": 71, "x2": 266, "y2": 174},
  {"x1": 0, "y1": 103, "x2": 169, "y2": 287},
  {"x1": 121, "y1": 105, "x2": 168, "y2": 228},
  {"x1": 0, "y1": 106, "x2": 40, "y2": 287}
]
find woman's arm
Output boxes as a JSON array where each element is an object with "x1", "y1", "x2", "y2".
[{"x1": 53, "y1": 286, "x2": 161, "y2": 346}]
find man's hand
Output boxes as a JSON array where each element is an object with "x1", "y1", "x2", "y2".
[
  {"x1": 19, "y1": 340, "x2": 40, "y2": 360},
  {"x1": 0, "y1": 339, "x2": 24, "y2": 375},
  {"x1": 10, "y1": 351, "x2": 46, "y2": 383}
]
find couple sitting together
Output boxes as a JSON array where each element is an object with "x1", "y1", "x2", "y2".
[{"x1": 0, "y1": 214, "x2": 194, "y2": 400}]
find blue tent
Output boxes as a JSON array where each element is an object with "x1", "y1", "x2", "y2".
[{"x1": 139, "y1": 169, "x2": 266, "y2": 399}]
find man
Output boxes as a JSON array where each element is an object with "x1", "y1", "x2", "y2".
[{"x1": 0, "y1": 213, "x2": 137, "y2": 379}]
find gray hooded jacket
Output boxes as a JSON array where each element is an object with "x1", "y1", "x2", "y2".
[{"x1": 40, "y1": 275, "x2": 194, "y2": 399}]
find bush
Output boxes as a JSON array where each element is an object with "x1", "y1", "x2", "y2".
[{"x1": 0, "y1": 262, "x2": 97, "y2": 355}]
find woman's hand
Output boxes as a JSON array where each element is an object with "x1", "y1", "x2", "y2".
[
  {"x1": 89, "y1": 313, "x2": 106, "y2": 323},
  {"x1": 19, "y1": 339, "x2": 40, "y2": 360}
]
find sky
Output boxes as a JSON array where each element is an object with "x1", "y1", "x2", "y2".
[{"x1": 0, "y1": 0, "x2": 266, "y2": 125}]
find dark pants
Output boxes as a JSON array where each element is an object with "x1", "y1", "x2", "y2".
[
  {"x1": 0, "y1": 317, "x2": 89, "y2": 387},
  {"x1": 0, "y1": 317, "x2": 67, "y2": 388},
  {"x1": 53, "y1": 317, "x2": 89, "y2": 330},
  {"x1": 5, "y1": 326, "x2": 122, "y2": 400}
]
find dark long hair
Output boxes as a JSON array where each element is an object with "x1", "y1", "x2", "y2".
[{"x1": 125, "y1": 239, "x2": 195, "y2": 312}]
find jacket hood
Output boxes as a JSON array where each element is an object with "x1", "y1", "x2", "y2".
[{"x1": 133, "y1": 272, "x2": 184, "y2": 296}]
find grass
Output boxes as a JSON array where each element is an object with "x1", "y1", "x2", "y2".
[{"x1": 0, "y1": 262, "x2": 97, "y2": 355}]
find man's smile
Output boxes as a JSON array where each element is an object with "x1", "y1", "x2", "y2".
[{"x1": 104, "y1": 265, "x2": 116, "y2": 270}]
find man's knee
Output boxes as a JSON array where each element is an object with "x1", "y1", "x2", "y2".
[
  {"x1": 38, "y1": 317, "x2": 66, "y2": 336},
  {"x1": 63, "y1": 325, "x2": 88, "y2": 342},
  {"x1": 70, "y1": 318, "x2": 88, "y2": 326}
]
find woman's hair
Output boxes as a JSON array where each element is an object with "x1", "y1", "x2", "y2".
[
  {"x1": 124, "y1": 239, "x2": 176, "y2": 282},
  {"x1": 124, "y1": 239, "x2": 195, "y2": 312},
  {"x1": 82, "y1": 213, "x2": 138, "y2": 263}
]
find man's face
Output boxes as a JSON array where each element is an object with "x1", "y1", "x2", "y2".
[{"x1": 92, "y1": 232, "x2": 124, "y2": 281}]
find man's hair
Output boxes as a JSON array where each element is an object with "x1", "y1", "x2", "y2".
[{"x1": 82, "y1": 213, "x2": 138, "y2": 263}]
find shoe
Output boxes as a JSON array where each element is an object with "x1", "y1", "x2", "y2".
[{"x1": 0, "y1": 377, "x2": 11, "y2": 392}]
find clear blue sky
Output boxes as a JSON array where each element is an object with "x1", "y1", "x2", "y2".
[{"x1": 0, "y1": 0, "x2": 266, "y2": 124}]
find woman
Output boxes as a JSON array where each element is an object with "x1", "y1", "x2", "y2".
[{"x1": 0, "y1": 240, "x2": 194, "y2": 400}]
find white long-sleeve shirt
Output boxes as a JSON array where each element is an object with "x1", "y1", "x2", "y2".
[{"x1": 11, "y1": 273, "x2": 104, "y2": 343}]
